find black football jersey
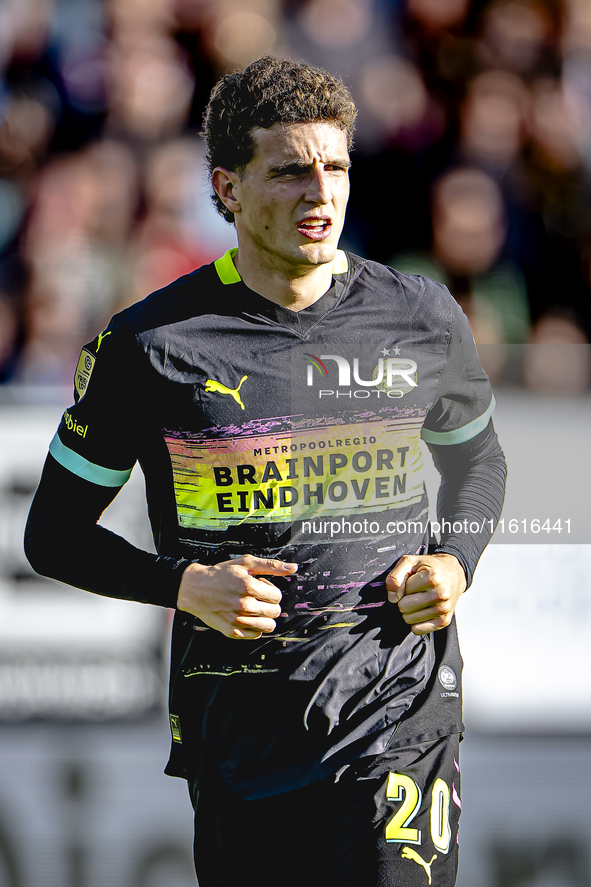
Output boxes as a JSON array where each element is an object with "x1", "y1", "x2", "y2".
[{"x1": 49, "y1": 250, "x2": 495, "y2": 797}]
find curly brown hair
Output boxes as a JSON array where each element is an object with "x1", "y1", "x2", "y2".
[{"x1": 202, "y1": 55, "x2": 357, "y2": 222}]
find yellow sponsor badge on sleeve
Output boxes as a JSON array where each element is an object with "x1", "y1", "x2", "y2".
[
  {"x1": 170, "y1": 714, "x2": 183, "y2": 744},
  {"x1": 74, "y1": 348, "x2": 96, "y2": 400}
]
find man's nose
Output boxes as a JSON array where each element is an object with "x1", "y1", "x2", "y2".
[{"x1": 305, "y1": 166, "x2": 332, "y2": 204}]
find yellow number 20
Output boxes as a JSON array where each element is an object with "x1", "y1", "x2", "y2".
[
  {"x1": 384, "y1": 772, "x2": 422, "y2": 845},
  {"x1": 430, "y1": 778, "x2": 451, "y2": 853},
  {"x1": 385, "y1": 772, "x2": 452, "y2": 853}
]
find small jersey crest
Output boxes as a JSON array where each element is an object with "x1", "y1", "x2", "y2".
[
  {"x1": 438, "y1": 665, "x2": 458, "y2": 691},
  {"x1": 74, "y1": 348, "x2": 95, "y2": 401},
  {"x1": 170, "y1": 713, "x2": 183, "y2": 744}
]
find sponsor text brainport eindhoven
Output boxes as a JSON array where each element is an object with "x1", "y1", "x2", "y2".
[{"x1": 213, "y1": 444, "x2": 410, "y2": 513}]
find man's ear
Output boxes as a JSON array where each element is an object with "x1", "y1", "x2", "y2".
[{"x1": 212, "y1": 168, "x2": 241, "y2": 215}]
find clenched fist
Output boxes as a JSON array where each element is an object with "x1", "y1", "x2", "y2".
[{"x1": 177, "y1": 554, "x2": 298, "y2": 639}]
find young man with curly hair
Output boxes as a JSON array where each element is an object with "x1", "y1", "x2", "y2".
[{"x1": 26, "y1": 56, "x2": 505, "y2": 886}]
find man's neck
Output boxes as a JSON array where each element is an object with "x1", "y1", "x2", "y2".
[{"x1": 233, "y1": 248, "x2": 334, "y2": 312}]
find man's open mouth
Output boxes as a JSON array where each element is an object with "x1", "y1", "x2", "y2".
[{"x1": 297, "y1": 218, "x2": 332, "y2": 240}]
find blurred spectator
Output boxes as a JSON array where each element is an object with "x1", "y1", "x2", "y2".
[
  {"x1": 529, "y1": 76, "x2": 586, "y2": 173},
  {"x1": 204, "y1": 0, "x2": 281, "y2": 70},
  {"x1": 399, "y1": 0, "x2": 480, "y2": 157},
  {"x1": 359, "y1": 55, "x2": 446, "y2": 152},
  {"x1": 523, "y1": 309, "x2": 590, "y2": 393},
  {"x1": 15, "y1": 145, "x2": 138, "y2": 384},
  {"x1": 453, "y1": 69, "x2": 540, "y2": 290},
  {"x1": 402, "y1": 0, "x2": 477, "y2": 95},
  {"x1": 127, "y1": 138, "x2": 235, "y2": 305},
  {"x1": 297, "y1": 0, "x2": 373, "y2": 50},
  {"x1": 84, "y1": 139, "x2": 140, "y2": 247},
  {"x1": 521, "y1": 75, "x2": 591, "y2": 326},
  {"x1": 0, "y1": 78, "x2": 58, "y2": 182},
  {"x1": 389, "y1": 166, "x2": 530, "y2": 344},
  {"x1": 458, "y1": 70, "x2": 531, "y2": 174},
  {"x1": 562, "y1": 0, "x2": 591, "y2": 178},
  {"x1": 105, "y1": 32, "x2": 195, "y2": 144},
  {"x1": 476, "y1": 0, "x2": 562, "y2": 77}
]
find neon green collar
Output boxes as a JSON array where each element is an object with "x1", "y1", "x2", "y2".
[{"x1": 214, "y1": 247, "x2": 349, "y2": 285}]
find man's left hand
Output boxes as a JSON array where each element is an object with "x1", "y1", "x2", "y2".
[{"x1": 385, "y1": 553, "x2": 467, "y2": 635}]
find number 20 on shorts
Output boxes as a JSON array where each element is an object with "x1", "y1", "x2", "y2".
[{"x1": 385, "y1": 772, "x2": 452, "y2": 854}]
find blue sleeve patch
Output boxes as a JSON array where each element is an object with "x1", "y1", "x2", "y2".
[
  {"x1": 421, "y1": 395, "x2": 496, "y2": 446},
  {"x1": 49, "y1": 433, "x2": 133, "y2": 487}
]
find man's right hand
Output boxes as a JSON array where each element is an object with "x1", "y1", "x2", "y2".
[{"x1": 176, "y1": 554, "x2": 298, "y2": 639}]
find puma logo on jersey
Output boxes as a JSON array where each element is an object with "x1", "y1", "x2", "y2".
[
  {"x1": 205, "y1": 375, "x2": 248, "y2": 410},
  {"x1": 96, "y1": 329, "x2": 112, "y2": 352},
  {"x1": 401, "y1": 847, "x2": 437, "y2": 885}
]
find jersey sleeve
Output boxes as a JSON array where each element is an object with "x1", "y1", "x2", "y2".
[
  {"x1": 420, "y1": 296, "x2": 505, "y2": 586},
  {"x1": 48, "y1": 316, "x2": 142, "y2": 487},
  {"x1": 421, "y1": 299, "x2": 495, "y2": 446},
  {"x1": 428, "y1": 424, "x2": 506, "y2": 587},
  {"x1": 25, "y1": 314, "x2": 191, "y2": 608}
]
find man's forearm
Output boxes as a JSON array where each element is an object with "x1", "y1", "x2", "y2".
[
  {"x1": 24, "y1": 455, "x2": 190, "y2": 608},
  {"x1": 428, "y1": 422, "x2": 507, "y2": 587}
]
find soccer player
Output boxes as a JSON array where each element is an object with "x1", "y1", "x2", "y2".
[{"x1": 25, "y1": 56, "x2": 506, "y2": 886}]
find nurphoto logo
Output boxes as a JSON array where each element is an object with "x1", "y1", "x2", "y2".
[{"x1": 304, "y1": 351, "x2": 417, "y2": 399}]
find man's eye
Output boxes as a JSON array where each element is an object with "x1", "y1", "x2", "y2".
[{"x1": 275, "y1": 166, "x2": 305, "y2": 177}]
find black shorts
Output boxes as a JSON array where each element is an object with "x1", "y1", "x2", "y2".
[{"x1": 190, "y1": 733, "x2": 462, "y2": 887}]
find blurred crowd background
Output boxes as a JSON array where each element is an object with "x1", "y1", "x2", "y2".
[
  {"x1": 1, "y1": 0, "x2": 591, "y2": 391},
  {"x1": 1, "y1": 6, "x2": 590, "y2": 885}
]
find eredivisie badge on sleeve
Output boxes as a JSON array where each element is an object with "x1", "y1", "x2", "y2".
[{"x1": 74, "y1": 348, "x2": 96, "y2": 400}]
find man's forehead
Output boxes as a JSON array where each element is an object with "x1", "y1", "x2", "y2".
[{"x1": 251, "y1": 121, "x2": 349, "y2": 163}]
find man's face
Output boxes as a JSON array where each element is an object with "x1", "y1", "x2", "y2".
[{"x1": 231, "y1": 121, "x2": 350, "y2": 273}]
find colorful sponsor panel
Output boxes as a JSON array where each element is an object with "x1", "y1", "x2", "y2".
[{"x1": 165, "y1": 416, "x2": 426, "y2": 531}]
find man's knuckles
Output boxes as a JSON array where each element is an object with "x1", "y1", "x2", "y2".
[
  {"x1": 234, "y1": 614, "x2": 277, "y2": 633},
  {"x1": 237, "y1": 596, "x2": 281, "y2": 618}
]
